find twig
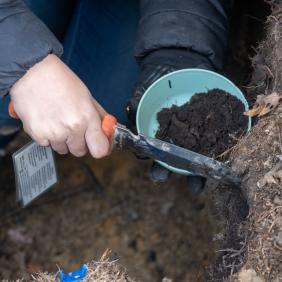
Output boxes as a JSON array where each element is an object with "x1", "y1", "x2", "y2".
[
  {"x1": 273, "y1": 241, "x2": 282, "y2": 251},
  {"x1": 258, "y1": 206, "x2": 282, "y2": 222},
  {"x1": 268, "y1": 219, "x2": 277, "y2": 233},
  {"x1": 275, "y1": 116, "x2": 282, "y2": 155}
]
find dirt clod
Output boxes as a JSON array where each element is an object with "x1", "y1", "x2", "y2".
[{"x1": 156, "y1": 89, "x2": 248, "y2": 158}]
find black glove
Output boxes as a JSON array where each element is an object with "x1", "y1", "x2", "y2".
[
  {"x1": 127, "y1": 48, "x2": 213, "y2": 124},
  {"x1": 126, "y1": 48, "x2": 213, "y2": 190}
]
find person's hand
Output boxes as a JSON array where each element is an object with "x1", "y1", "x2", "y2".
[
  {"x1": 127, "y1": 49, "x2": 212, "y2": 190},
  {"x1": 9, "y1": 54, "x2": 110, "y2": 158}
]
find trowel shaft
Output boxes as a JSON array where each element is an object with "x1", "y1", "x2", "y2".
[{"x1": 113, "y1": 126, "x2": 241, "y2": 187}]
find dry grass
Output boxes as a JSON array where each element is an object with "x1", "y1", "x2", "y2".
[
  {"x1": 31, "y1": 250, "x2": 136, "y2": 282},
  {"x1": 223, "y1": 3, "x2": 282, "y2": 280}
]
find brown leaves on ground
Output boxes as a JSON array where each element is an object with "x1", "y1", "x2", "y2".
[
  {"x1": 244, "y1": 92, "x2": 281, "y2": 117},
  {"x1": 257, "y1": 161, "x2": 282, "y2": 188}
]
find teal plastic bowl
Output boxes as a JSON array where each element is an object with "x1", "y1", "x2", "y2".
[{"x1": 136, "y1": 69, "x2": 251, "y2": 175}]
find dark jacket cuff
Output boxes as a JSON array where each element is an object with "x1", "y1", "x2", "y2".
[
  {"x1": 135, "y1": 0, "x2": 230, "y2": 70},
  {"x1": 0, "y1": 0, "x2": 63, "y2": 97}
]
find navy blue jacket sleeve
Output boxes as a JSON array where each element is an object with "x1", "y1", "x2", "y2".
[
  {"x1": 135, "y1": 0, "x2": 232, "y2": 70},
  {"x1": 0, "y1": 0, "x2": 63, "y2": 97}
]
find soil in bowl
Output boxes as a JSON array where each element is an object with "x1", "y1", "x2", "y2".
[{"x1": 156, "y1": 88, "x2": 248, "y2": 158}]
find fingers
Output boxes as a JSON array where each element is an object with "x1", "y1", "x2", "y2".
[
  {"x1": 50, "y1": 140, "x2": 69, "y2": 155},
  {"x1": 22, "y1": 123, "x2": 50, "y2": 147},
  {"x1": 46, "y1": 128, "x2": 88, "y2": 157},
  {"x1": 65, "y1": 105, "x2": 108, "y2": 157},
  {"x1": 25, "y1": 124, "x2": 69, "y2": 155},
  {"x1": 85, "y1": 122, "x2": 110, "y2": 159},
  {"x1": 22, "y1": 103, "x2": 110, "y2": 158},
  {"x1": 66, "y1": 133, "x2": 88, "y2": 157},
  {"x1": 24, "y1": 121, "x2": 109, "y2": 158}
]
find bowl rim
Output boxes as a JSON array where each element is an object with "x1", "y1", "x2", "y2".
[{"x1": 136, "y1": 68, "x2": 251, "y2": 175}]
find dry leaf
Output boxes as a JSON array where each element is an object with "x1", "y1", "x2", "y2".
[
  {"x1": 259, "y1": 92, "x2": 280, "y2": 116},
  {"x1": 244, "y1": 92, "x2": 281, "y2": 117},
  {"x1": 275, "y1": 169, "x2": 282, "y2": 181},
  {"x1": 244, "y1": 104, "x2": 263, "y2": 117},
  {"x1": 244, "y1": 95, "x2": 265, "y2": 117},
  {"x1": 257, "y1": 162, "x2": 282, "y2": 188}
]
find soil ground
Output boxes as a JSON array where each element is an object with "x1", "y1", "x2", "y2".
[
  {"x1": 226, "y1": 2, "x2": 282, "y2": 280},
  {"x1": 156, "y1": 89, "x2": 248, "y2": 158},
  {"x1": 0, "y1": 143, "x2": 219, "y2": 281}
]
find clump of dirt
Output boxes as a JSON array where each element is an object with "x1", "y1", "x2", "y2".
[{"x1": 156, "y1": 89, "x2": 248, "y2": 158}]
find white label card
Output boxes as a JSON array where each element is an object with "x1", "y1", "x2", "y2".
[{"x1": 12, "y1": 142, "x2": 58, "y2": 207}]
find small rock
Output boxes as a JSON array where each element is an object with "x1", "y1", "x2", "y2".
[
  {"x1": 7, "y1": 226, "x2": 32, "y2": 244},
  {"x1": 162, "y1": 278, "x2": 173, "y2": 282},
  {"x1": 160, "y1": 201, "x2": 174, "y2": 216}
]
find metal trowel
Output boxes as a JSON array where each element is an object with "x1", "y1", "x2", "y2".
[{"x1": 102, "y1": 115, "x2": 241, "y2": 187}]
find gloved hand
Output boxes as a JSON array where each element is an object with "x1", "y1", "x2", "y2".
[
  {"x1": 127, "y1": 48, "x2": 213, "y2": 191},
  {"x1": 10, "y1": 54, "x2": 110, "y2": 158}
]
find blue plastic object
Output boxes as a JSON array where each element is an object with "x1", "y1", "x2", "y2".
[
  {"x1": 136, "y1": 69, "x2": 252, "y2": 175},
  {"x1": 59, "y1": 264, "x2": 88, "y2": 282}
]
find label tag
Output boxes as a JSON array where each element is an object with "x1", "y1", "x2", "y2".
[{"x1": 12, "y1": 141, "x2": 58, "y2": 207}]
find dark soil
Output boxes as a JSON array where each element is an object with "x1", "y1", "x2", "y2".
[
  {"x1": 0, "y1": 137, "x2": 218, "y2": 281},
  {"x1": 156, "y1": 89, "x2": 248, "y2": 158}
]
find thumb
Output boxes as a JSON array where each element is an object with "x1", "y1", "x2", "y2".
[{"x1": 85, "y1": 111, "x2": 110, "y2": 159}]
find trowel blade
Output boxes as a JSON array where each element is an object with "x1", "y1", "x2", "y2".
[{"x1": 114, "y1": 126, "x2": 241, "y2": 187}]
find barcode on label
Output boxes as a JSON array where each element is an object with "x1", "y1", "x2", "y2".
[{"x1": 13, "y1": 141, "x2": 58, "y2": 207}]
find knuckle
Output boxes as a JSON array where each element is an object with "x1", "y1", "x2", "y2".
[
  {"x1": 47, "y1": 130, "x2": 59, "y2": 142},
  {"x1": 27, "y1": 124, "x2": 40, "y2": 138},
  {"x1": 83, "y1": 111, "x2": 94, "y2": 121},
  {"x1": 25, "y1": 125, "x2": 49, "y2": 146},
  {"x1": 68, "y1": 117, "x2": 85, "y2": 132},
  {"x1": 28, "y1": 124, "x2": 51, "y2": 140},
  {"x1": 48, "y1": 129, "x2": 66, "y2": 143}
]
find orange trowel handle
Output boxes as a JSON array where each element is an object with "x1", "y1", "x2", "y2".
[
  {"x1": 101, "y1": 114, "x2": 117, "y2": 140},
  {"x1": 8, "y1": 101, "x2": 18, "y2": 119},
  {"x1": 9, "y1": 101, "x2": 117, "y2": 140}
]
